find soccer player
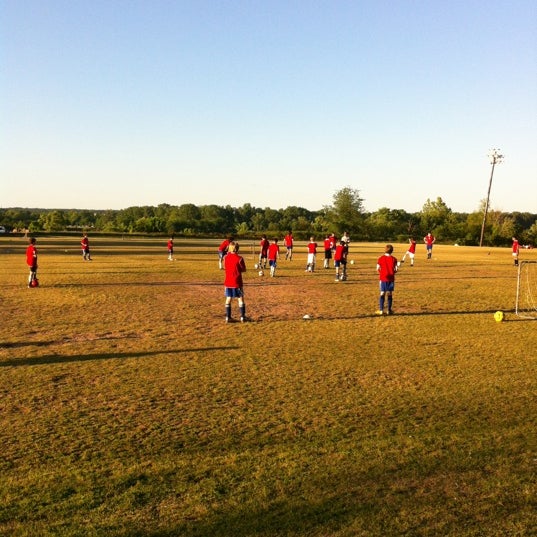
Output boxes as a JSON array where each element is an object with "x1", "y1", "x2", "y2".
[
  {"x1": 224, "y1": 241, "x2": 247, "y2": 322},
  {"x1": 323, "y1": 234, "x2": 332, "y2": 269},
  {"x1": 424, "y1": 232, "x2": 435, "y2": 259},
  {"x1": 167, "y1": 237, "x2": 174, "y2": 261},
  {"x1": 267, "y1": 238, "x2": 280, "y2": 277},
  {"x1": 334, "y1": 240, "x2": 348, "y2": 281},
  {"x1": 283, "y1": 231, "x2": 294, "y2": 260},
  {"x1": 218, "y1": 235, "x2": 233, "y2": 270},
  {"x1": 305, "y1": 237, "x2": 318, "y2": 272},
  {"x1": 81, "y1": 233, "x2": 92, "y2": 261},
  {"x1": 259, "y1": 234, "x2": 269, "y2": 270},
  {"x1": 512, "y1": 237, "x2": 520, "y2": 266},
  {"x1": 400, "y1": 237, "x2": 417, "y2": 266},
  {"x1": 341, "y1": 231, "x2": 350, "y2": 254},
  {"x1": 376, "y1": 244, "x2": 398, "y2": 315},
  {"x1": 26, "y1": 237, "x2": 38, "y2": 288}
]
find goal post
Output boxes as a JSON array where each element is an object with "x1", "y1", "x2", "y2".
[{"x1": 515, "y1": 261, "x2": 537, "y2": 319}]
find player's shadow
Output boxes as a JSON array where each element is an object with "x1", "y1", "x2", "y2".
[{"x1": 0, "y1": 346, "x2": 238, "y2": 368}]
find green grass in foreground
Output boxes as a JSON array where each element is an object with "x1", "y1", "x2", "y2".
[{"x1": 1, "y1": 237, "x2": 536, "y2": 536}]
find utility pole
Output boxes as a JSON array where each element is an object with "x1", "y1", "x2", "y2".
[{"x1": 479, "y1": 149, "x2": 504, "y2": 247}]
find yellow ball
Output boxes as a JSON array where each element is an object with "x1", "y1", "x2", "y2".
[{"x1": 494, "y1": 311, "x2": 504, "y2": 322}]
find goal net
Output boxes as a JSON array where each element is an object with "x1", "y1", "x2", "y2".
[{"x1": 516, "y1": 261, "x2": 537, "y2": 319}]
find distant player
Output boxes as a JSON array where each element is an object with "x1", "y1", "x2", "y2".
[
  {"x1": 267, "y1": 238, "x2": 280, "y2": 277},
  {"x1": 81, "y1": 233, "x2": 92, "y2": 261},
  {"x1": 259, "y1": 234, "x2": 269, "y2": 270},
  {"x1": 323, "y1": 234, "x2": 332, "y2": 269},
  {"x1": 334, "y1": 240, "x2": 348, "y2": 281},
  {"x1": 305, "y1": 237, "x2": 317, "y2": 272},
  {"x1": 284, "y1": 231, "x2": 294, "y2": 260},
  {"x1": 512, "y1": 237, "x2": 520, "y2": 266},
  {"x1": 223, "y1": 241, "x2": 247, "y2": 322},
  {"x1": 26, "y1": 237, "x2": 38, "y2": 288},
  {"x1": 167, "y1": 237, "x2": 174, "y2": 261},
  {"x1": 376, "y1": 244, "x2": 398, "y2": 315},
  {"x1": 399, "y1": 237, "x2": 416, "y2": 266},
  {"x1": 424, "y1": 232, "x2": 435, "y2": 259}
]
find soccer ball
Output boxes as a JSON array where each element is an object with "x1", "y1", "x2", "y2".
[
  {"x1": 30, "y1": 279, "x2": 39, "y2": 288},
  {"x1": 494, "y1": 311, "x2": 504, "y2": 322},
  {"x1": 254, "y1": 263, "x2": 259, "y2": 269},
  {"x1": 258, "y1": 270, "x2": 264, "y2": 276},
  {"x1": 303, "y1": 314, "x2": 311, "y2": 320}
]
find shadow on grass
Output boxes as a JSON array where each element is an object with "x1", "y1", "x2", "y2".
[
  {"x1": 131, "y1": 496, "x2": 361, "y2": 537},
  {"x1": 0, "y1": 347, "x2": 238, "y2": 368}
]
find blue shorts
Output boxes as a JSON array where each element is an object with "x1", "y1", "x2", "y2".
[
  {"x1": 379, "y1": 281, "x2": 395, "y2": 293},
  {"x1": 225, "y1": 287, "x2": 243, "y2": 298},
  {"x1": 269, "y1": 260, "x2": 277, "y2": 268}
]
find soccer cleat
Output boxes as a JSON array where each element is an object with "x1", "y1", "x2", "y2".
[
  {"x1": 388, "y1": 310, "x2": 394, "y2": 315},
  {"x1": 225, "y1": 317, "x2": 236, "y2": 323},
  {"x1": 375, "y1": 310, "x2": 384, "y2": 316},
  {"x1": 240, "y1": 317, "x2": 249, "y2": 323}
]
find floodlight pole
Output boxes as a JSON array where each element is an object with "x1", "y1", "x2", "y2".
[{"x1": 479, "y1": 149, "x2": 504, "y2": 247}]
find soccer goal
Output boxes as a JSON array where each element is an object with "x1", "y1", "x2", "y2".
[{"x1": 515, "y1": 261, "x2": 537, "y2": 319}]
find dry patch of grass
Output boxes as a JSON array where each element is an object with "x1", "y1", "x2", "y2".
[{"x1": 1, "y1": 237, "x2": 536, "y2": 536}]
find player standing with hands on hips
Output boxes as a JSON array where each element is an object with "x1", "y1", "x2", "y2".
[
  {"x1": 424, "y1": 232, "x2": 435, "y2": 260},
  {"x1": 376, "y1": 244, "x2": 398, "y2": 315},
  {"x1": 224, "y1": 241, "x2": 248, "y2": 322}
]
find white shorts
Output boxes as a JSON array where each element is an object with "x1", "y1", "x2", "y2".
[{"x1": 307, "y1": 253, "x2": 316, "y2": 264}]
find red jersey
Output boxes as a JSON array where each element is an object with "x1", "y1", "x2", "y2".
[
  {"x1": 268, "y1": 243, "x2": 280, "y2": 261},
  {"x1": 284, "y1": 234, "x2": 293, "y2": 247},
  {"x1": 377, "y1": 254, "x2": 397, "y2": 282},
  {"x1": 307, "y1": 242, "x2": 317, "y2": 254},
  {"x1": 424, "y1": 234, "x2": 435, "y2": 246},
  {"x1": 408, "y1": 239, "x2": 416, "y2": 253},
  {"x1": 323, "y1": 238, "x2": 331, "y2": 250},
  {"x1": 260, "y1": 238, "x2": 269, "y2": 255},
  {"x1": 334, "y1": 244, "x2": 346, "y2": 262},
  {"x1": 167, "y1": 239, "x2": 173, "y2": 250},
  {"x1": 512, "y1": 239, "x2": 519, "y2": 254},
  {"x1": 224, "y1": 252, "x2": 246, "y2": 288},
  {"x1": 219, "y1": 239, "x2": 230, "y2": 253},
  {"x1": 81, "y1": 237, "x2": 89, "y2": 249},
  {"x1": 26, "y1": 244, "x2": 37, "y2": 267}
]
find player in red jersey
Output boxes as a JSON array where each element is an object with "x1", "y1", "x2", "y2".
[
  {"x1": 400, "y1": 237, "x2": 416, "y2": 266},
  {"x1": 81, "y1": 233, "x2": 92, "y2": 261},
  {"x1": 26, "y1": 237, "x2": 38, "y2": 287},
  {"x1": 512, "y1": 237, "x2": 520, "y2": 266},
  {"x1": 305, "y1": 237, "x2": 318, "y2": 272},
  {"x1": 334, "y1": 240, "x2": 348, "y2": 281},
  {"x1": 224, "y1": 241, "x2": 247, "y2": 322},
  {"x1": 323, "y1": 234, "x2": 332, "y2": 269},
  {"x1": 167, "y1": 237, "x2": 174, "y2": 261},
  {"x1": 423, "y1": 232, "x2": 435, "y2": 259},
  {"x1": 283, "y1": 231, "x2": 294, "y2": 260},
  {"x1": 259, "y1": 234, "x2": 270, "y2": 269},
  {"x1": 267, "y1": 238, "x2": 280, "y2": 277},
  {"x1": 376, "y1": 244, "x2": 398, "y2": 315}
]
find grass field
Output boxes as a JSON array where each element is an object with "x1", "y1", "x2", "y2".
[{"x1": 1, "y1": 236, "x2": 537, "y2": 536}]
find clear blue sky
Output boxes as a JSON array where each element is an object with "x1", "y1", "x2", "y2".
[{"x1": 2, "y1": 0, "x2": 536, "y2": 214}]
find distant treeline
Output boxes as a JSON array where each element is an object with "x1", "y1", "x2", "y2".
[{"x1": 1, "y1": 189, "x2": 536, "y2": 246}]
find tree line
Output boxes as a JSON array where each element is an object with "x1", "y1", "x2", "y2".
[{"x1": 1, "y1": 188, "x2": 536, "y2": 246}]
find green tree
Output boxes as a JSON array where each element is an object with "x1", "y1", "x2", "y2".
[{"x1": 324, "y1": 187, "x2": 365, "y2": 237}]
